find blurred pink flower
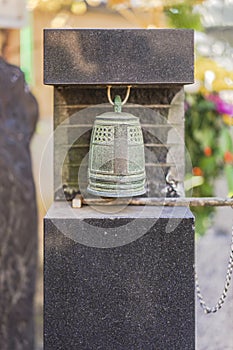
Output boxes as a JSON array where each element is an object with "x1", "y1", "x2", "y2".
[
  {"x1": 207, "y1": 94, "x2": 233, "y2": 117},
  {"x1": 206, "y1": 93, "x2": 221, "y2": 104},
  {"x1": 216, "y1": 100, "x2": 233, "y2": 116}
]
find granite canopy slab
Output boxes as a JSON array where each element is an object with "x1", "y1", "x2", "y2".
[{"x1": 44, "y1": 29, "x2": 194, "y2": 86}]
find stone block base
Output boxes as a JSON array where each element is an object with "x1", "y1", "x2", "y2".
[{"x1": 44, "y1": 202, "x2": 195, "y2": 350}]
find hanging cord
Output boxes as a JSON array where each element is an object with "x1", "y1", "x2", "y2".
[
  {"x1": 195, "y1": 222, "x2": 233, "y2": 314},
  {"x1": 107, "y1": 85, "x2": 131, "y2": 106}
]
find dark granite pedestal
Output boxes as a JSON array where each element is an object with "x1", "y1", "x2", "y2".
[
  {"x1": 44, "y1": 202, "x2": 195, "y2": 350},
  {"x1": 0, "y1": 58, "x2": 38, "y2": 350}
]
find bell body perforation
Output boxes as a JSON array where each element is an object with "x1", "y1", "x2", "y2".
[{"x1": 87, "y1": 97, "x2": 146, "y2": 197}]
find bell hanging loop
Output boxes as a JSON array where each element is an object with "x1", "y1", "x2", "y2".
[
  {"x1": 107, "y1": 85, "x2": 132, "y2": 106},
  {"x1": 87, "y1": 86, "x2": 146, "y2": 198}
]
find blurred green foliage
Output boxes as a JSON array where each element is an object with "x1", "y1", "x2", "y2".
[
  {"x1": 185, "y1": 93, "x2": 233, "y2": 235},
  {"x1": 165, "y1": 2, "x2": 203, "y2": 30}
]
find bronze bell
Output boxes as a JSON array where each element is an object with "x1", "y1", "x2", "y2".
[{"x1": 87, "y1": 95, "x2": 146, "y2": 197}]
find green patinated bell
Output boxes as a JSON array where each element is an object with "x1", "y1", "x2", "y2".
[{"x1": 87, "y1": 96, "x2": 146, "y2": 197}]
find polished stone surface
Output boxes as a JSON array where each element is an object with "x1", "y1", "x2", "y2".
[
  {"x1": 44, "y1": 202, "x2": 195, "y2": 350},
  {"x1": 44, "y1": 29, "x2": 194, "y2": 85}
]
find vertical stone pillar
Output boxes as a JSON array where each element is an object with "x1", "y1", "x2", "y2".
[
  {"x1": 44, "y1": 29, "x2": 195, "y2": 349},
  {"x1": 0, "y1": 58, "x2": 38, "y2": 350}
]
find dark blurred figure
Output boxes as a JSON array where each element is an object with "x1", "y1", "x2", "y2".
[{"x1": 0, "y1": 29, "x2": 38, "y2": 350}]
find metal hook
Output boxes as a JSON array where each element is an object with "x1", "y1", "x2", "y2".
[{"x1": 107, "y1": 85, "x2": 132, "y2": 106}]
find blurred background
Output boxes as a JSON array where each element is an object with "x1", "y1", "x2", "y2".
[{"x1": 1, "y1": 1, "x2": 233, "y2": 349}]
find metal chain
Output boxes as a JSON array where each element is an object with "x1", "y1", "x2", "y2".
[
  {"x1": 167, "y1": 175, "x2": 233, "y2": 314},
  {"x1": 195, "y1": 223, "x2": 233, "y2": 314}
]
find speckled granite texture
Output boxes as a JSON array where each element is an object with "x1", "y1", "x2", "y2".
[
  {"x1": 44, "y1": 28, "x2": 195, "y2": 349},
  {"x1": 44, "y1": 203, "x2": 195, "y2": 350},
  {"x1": 0, "y1": 58, "x2": 38, "y2": 349},
  {"x1": 44, "y1": 29, "x2": 194, "y2": 85}
]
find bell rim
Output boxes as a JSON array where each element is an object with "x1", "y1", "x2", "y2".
[
  {"x1": 87, "y1": 186, "x2": 146, "y2": 198},
  {"x1": 88, "y1": 180, "x2": 146, "y2": 190},
  {"x1": 88, "y1": 171, "x2": 146, "y2": 183}
]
